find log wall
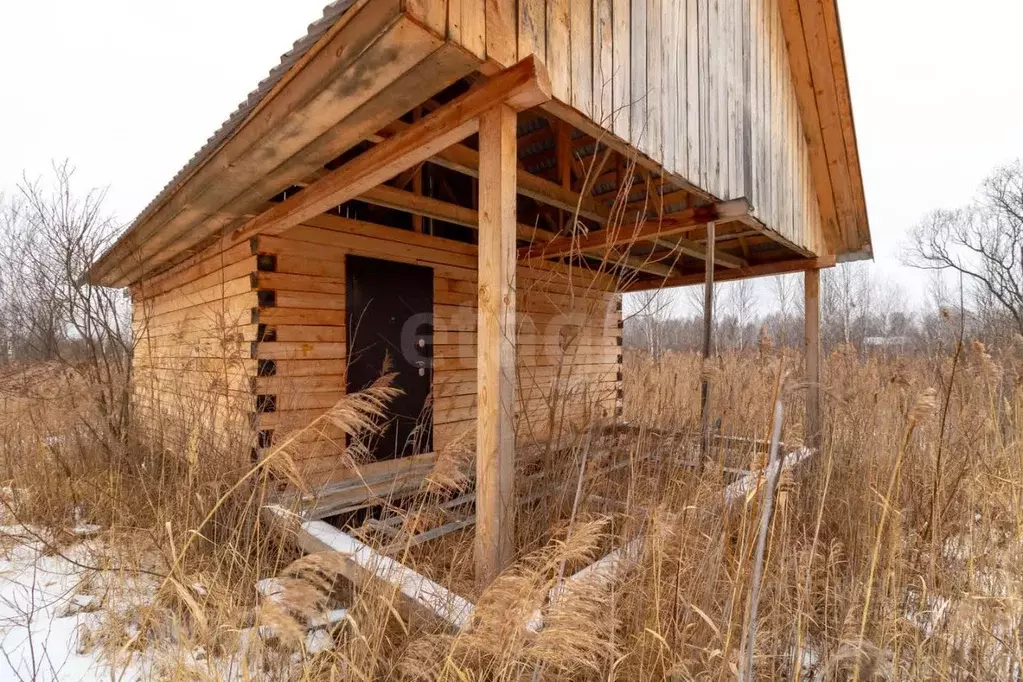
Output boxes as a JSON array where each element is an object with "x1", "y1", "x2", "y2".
[
  {"x1": 131, "y1": 239, "x2": 258, "y2": 458},
  {"x1": 250, "y1": 214, "x2": 622, "y2": 484}
]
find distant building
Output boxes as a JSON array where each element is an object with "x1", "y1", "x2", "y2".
[{"x1": 863, "y1": 336, "x2": 912, "y2": 351}]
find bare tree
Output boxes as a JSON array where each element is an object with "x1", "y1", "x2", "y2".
[
  {"x1": 771, "y1": 273, "x2": 800, "y2": 348},
  {"x1": 821, "y1": 262, "x2": 872, "y2": 349},
  {"x1": 0, "y1": 162, "x2": 131, "y2": 438},
  {"x1": 905, "y1": 161, "x2": 1023, "y2": 336},
  {"x1": 623, "y1": 289, "x2": 676, "y2": 360},
  {"x1": 725, "y1": 278, "x2": 758, "y2": 352}
]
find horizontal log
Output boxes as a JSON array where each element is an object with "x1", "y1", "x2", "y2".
[
  {"x1": 272, "y1": 254, "x2": 346, "y2": 278},
  {"x1": 254, "y1": 308, "x2": 345, "y2": 327},
  {"x1": 254, "y1": 272, "x2": 345, "y2": 295},
  {"x1": 136, "y1": 256, "x2": 257, "y2": 304},
  {"x1": 133, "y1": 241, "x2": 254, "y2": 299},
  {"x1": 254, "y1": 342, "x2": 347, "y2": 360}
]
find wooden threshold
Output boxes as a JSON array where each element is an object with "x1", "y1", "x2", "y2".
[{"x1": 276, "y1": 452, "x2": 438, "y2": 520}]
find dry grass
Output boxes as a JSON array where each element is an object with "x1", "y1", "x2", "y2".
[{"x1": 1, "y1": 335, "x2": 1022, "y2": 680}]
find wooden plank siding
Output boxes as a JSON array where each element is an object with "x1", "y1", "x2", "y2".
[
  {"x1": 248, "y1": 215, "x2": 622, "y2": 485},
  {"x1": 437, "y1": 0, "x2": 831, "y2": 256}
]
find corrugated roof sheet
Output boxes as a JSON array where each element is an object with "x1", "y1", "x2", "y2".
[{"x1": 109, "y1": 0, "x2": 357, "y2": 249}]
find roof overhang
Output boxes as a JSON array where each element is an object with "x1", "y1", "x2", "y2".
[
  {"x1": 778, "y1": 0, "x2": 871, "y2": 259},
  {"x1": 88, "y1": 0, "x2": 484, "y2": 287}
]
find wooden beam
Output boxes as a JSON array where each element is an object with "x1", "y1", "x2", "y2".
[
  {"x1": 540, "y1": 98, "x2": 714, "y2": 204},
  {"x1": 228, "y1": 56, "x2": 552, "y2": 246},
  {"x1": 804, "y1": 268, "x2": 822, "y2": 450},
  {"x1": 359, "y1": 185, "x2": 676, "y2": 278},
  {"x1": 411, "y1": 106, "x2": 424, "y2": 233},
  {"x1": 519, "y1": 199, "x2": 752, "y2": 262},
  {"x1": 268, "y1": 507, "x2": 474, "y2": 630},
  {"x1": 699, "y1": 222, "x2": 716, "y2": 459},
  {"x1": 372, "y1": 123, "x2": 607, "y2": 223},
  {"x1": 475, "y1": 104, "x2": 518, "y2": 585},
  {"x1": 361, "y1": 185, "x2": 549, "y2": 242},
  {"x1": 652, "y1": 235, "x2": 748, "y2": 269},
  {"x1": 624, "y1": 255, "x2": 837, "y2": 292}
]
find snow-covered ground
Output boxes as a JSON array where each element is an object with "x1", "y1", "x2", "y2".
[
  {"x1": 0, "y1": 525, "x2": 139, "y2": 681},
  {"x1": 0, "y1": 522, "x2": 345, "y2": 681}
]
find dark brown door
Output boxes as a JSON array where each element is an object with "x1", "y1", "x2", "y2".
[{"x1": 346, "y1": 255, "x2": 433, "y2": 459}]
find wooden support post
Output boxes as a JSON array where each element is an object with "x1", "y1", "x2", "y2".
[
  {"x1": 556, "y1": 119, "x2": 571, "y2": 231},
  {"x1": 475, "y1": 104, "x2": 518, "y2": 585},
  {"x1": 412, "y1": 107, "x2": 424, "y2": 233},
  {"x1": 700, "y1": 221, "x2": 716, "y2": 460},
  {"x1": 804, "y1": 268, "x2": 822, "y2": 450}
]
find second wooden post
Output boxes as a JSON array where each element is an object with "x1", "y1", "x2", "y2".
[
  {"x1": 804, "y1": 268, "x2": 822, "y2": 450},
  {"x1": 475, "y1": 104, "x2": 518, "y2": 584}
]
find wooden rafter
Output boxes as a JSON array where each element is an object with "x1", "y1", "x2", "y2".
[
  {"x1": 519, "y1": 199, "x2": 752, "y2": 262},
  {"x1": 371, "y1": 122, "x2": 607, "y2": 223},
  {"x1": 228, "y1": 56, "x2": 553, "y2": 246},
  {"x1": 358, "y1": 185, "x2": 676, "y2": 278},
  {"x1": 653, "y1": 234, "x2": 748, "y2": 269},
  {"x1": 360, "y1": 184, "x2": 549, "y2": 242},
  {"x1": 735, "y1": 214, "x2": 815, "y2": 258},
  {"x1": 622, "y1": 169, "x2": 746, "y2": 270}
]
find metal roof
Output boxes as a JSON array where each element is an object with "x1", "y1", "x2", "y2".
[{"x1": 101, "y1": 0, "x2": 357, "y2": 260}]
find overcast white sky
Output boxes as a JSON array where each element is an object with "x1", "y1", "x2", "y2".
[{"x1": 2, "y1": 0, "x2": 1022, "y2": 309}]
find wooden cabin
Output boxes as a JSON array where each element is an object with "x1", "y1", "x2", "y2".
[{"x1": 87, "y1": 0, "x2": 869, "y2": 581}]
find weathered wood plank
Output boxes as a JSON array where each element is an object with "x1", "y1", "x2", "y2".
[
  {"x1": 517, "y1": 0, "x2": 545, "y2": 62},
  {"x1": 645, "y1": 0, "x2": 662, "y2": 162},
  {"x1": 546, "y1": 0, "x2": 571, "y2": 102},
  {"x1": 626, "y1": 254, "x2": 836, "y2": 290},
  {"x1": 486, "y1": 0, "x2": 516, "y2": 65},
  {"x1": 611, "y1": 0, "x2": 630, "y2": 139},
  {"x1": 569, "y1": 0, "x2": 593, "y2": 117},
  {"x1": 804, "y1": 267, "x2": 821, "y2": 449},
  {"x1": 593, "y1": 0, "x2": 614, "y2": 128},
  {"x1": 629, "y1": 0, "x2": 648, "y2": 154}
]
